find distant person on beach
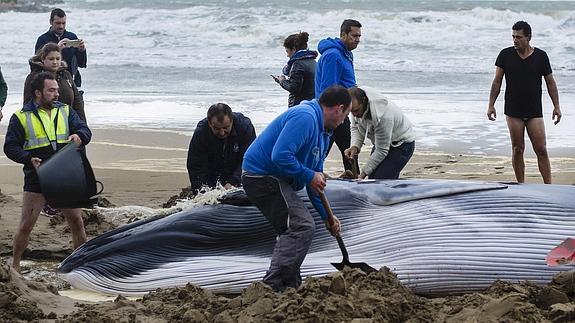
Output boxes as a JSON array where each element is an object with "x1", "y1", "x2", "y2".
[
  {"x1": 272, "y1": 32, "x2": 317, "y2": 107},
  {"x1": 315, "y1": 19, "x2": 361, "y2": 174},
  {"x1": 487, "y1": 21, "x2": 562, "y2": 184},
  {"x1": 187, "y1": 103, "x2": 256, "y2": 194},
  {"x1": 35, "y1": 8, "x2": 87, "y2": 88},
  {"x1": 241, "y1": 85, "x2": 350, "y2": 292},
  {"x1": 24, "y1": 43, "x2": 86, "y2": 121},
  {"x1": 344, "y1": 86, "x2": 415, "y2": 179},
  {"x1": 3, "y1": 72, "x2": 91, "y2": 272},
  {"x1": 0, "y1": 66, "x2": 6, "y2": 122}
]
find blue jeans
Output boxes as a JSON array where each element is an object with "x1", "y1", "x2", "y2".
[{"x1": 370, "y1": 141, "x2": 415, "y2": 179}]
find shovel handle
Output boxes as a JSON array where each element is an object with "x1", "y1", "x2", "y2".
[
  {"x1": 351, "y1": 157, "x2": 359, "y2": 178},
  {"x1": 319, "y1": 191, "x2": 335, "y2": 226},
  {"x1": 319, "y1": 192, "x2": 350, "y2": 262},
  {"x1": 335, "y1": 235, "x2": 350, "y2": 262}
]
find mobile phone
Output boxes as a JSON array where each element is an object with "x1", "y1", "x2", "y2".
[{"x1": 67, "y1": 39, "x2": 82, "y2": 47}]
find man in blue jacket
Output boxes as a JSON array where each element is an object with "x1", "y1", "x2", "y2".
[
  {"x1": 0, "y1": 66, "x2": 7, "y2": 122},
  {"x1": 242, "y1": 85, "x2": 351, "y2": 292},
  {"x1": 187, "y1": 103, "x2": 256, "y2": 194},
  {"x1": 4, "y1": 72, "x2": 91, "y2": 272},
  {"x1": 315, "y1": 19, "x2": 362, "y2": 174},
  {"x1": 35, "y1": 8, "x2": 87, "y2": 88}
]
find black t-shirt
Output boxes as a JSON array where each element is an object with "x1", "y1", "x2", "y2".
[{"x1": 495, "y1": 47, "x2": 552, "y2": 118}]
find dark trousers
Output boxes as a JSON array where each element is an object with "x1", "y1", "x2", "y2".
[
  {"x1": 327, "y1": 116, "x2": 359, "y2": 172},
  {"x1": 241, "y1": 173, "x2": 315, "y2": 292},
  {"x1": 370, "y1": 141, "x2": 415, "y2": 179}
]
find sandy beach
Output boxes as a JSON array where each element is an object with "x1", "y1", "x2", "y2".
[
  {"x1": 2, "y1": 126, "x2": 574, "y2": 206},
  {"x1": 1, "y1": 126, "x2": 575, "y2": 322}
]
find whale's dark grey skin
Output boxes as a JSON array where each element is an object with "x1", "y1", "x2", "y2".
[{"x1": 58, "y1": 179, "x2": 575, "y2": 296}]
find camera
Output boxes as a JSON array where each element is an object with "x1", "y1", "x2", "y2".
[{"x1": 66, "y1": 39, "x2": 82, "y2": 48}]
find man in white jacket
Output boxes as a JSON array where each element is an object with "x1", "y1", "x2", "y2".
[{"x1": 344, "y1": 86, "x2": 415, "y2": 179}]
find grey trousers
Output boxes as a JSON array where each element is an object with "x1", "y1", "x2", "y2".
[{"x1": 242, "y1": 173, "x2": 315, "y2": 292}]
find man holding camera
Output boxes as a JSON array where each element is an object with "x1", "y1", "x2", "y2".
[{"x1": 35, "y1": 8, "x2": 87, "y2": 88}]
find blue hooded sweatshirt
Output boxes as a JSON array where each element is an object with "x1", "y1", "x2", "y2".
[
  {"x1": 242, "y1": 99, "x2": 330, "y2": 220},
  {"x1": 314, "y1": 38, "x2": 356, "y2": 98}
]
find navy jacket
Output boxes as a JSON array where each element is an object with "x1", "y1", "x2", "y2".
[
  {"x1": 0, "y1": 66, "x2": 7, "y2": 108},
  {"x1": 35, "y1": 30, "x2": 87, "y2": 88},
  {"x1": 4, "y1": 101, "x2": 92, "y2": 171},
  {"x1": 187, "y1": 112, "x2": 256, "y2": 193}
]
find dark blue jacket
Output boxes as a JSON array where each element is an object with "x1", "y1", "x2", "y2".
[
  {"x1": 35, "y1": 30, "x2": 87, "y2": 88},
  {"x1": 4, "y1": 101, "x2": 92, "y2": 171},
  {"x1": 314, "y1": 38, "x2": 356, "y2": 98},
  {"x1": 187, "y1": 112, "x2": 256, "y2": 193},
  {"x1": 0, "y1": 66, "x2": 7, "y2": 108},
  {"x1": 242, "y1": 99, "x2": 330, "y2": 220}
]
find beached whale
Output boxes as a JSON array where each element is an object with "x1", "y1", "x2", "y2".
[{"x1": 58, "y1": 179, "x2": 575, "y2": 296}]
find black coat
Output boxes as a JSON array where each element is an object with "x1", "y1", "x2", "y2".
[
  {"x1": 280, "y1": 58, "x2": 316, "y2": 107},
  {"x1": 35, "y1": 30, "x2": 87, "y2": 88},
  {"x1": 186, "y1": 112, "x2": 256, "y2": 192},
  {"x1": 24, "y1": 58, "x2": 86, "y2": 121}
]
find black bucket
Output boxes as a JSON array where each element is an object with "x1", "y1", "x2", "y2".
[{"x1": 37, "y1": 142, "x2": 103, "y2": 208}]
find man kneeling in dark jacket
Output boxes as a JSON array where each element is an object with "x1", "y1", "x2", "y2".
[{"x1": 187, "y1": 103, "x2": 256, "y2": 194}]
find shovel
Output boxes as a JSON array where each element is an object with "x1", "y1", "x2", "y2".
[
  {"x1": 546, "y1": 238, "x2": 575, "y2": 266},
  {"x1": 351, "y1": 157, "x2": 359, "y2": 178},
  {"x1": 319, "y1": 192, "x2": 377, "y2": 273}
]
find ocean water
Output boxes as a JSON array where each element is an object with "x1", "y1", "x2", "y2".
[{"x1": 1, "y1": 0, "x2": 574, "y2": 156}]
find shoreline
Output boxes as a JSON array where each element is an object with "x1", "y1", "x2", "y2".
[
  {"x1": 2, "y1": 126, "x2": 574, "y2": 204},
  {"x1": 1, "y1": 118, "x2": 574, "y2": 321}
]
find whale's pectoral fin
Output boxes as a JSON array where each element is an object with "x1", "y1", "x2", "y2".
[
  {"x1": 219, "y1": 189, "x2": 253, "y2": 206},
  {"x1": 546, "y1": 238, "x2": 575, "y2": 266}
]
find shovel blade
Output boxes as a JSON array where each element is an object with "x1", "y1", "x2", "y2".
[
  {"x1": 331, "y1": 260, "x2": 378, "y2": 274},
  {"x1": 546, "y1": 238, "x2": 575, "y2": 266}
]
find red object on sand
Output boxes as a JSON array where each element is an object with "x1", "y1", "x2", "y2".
[{"x1": 546, "y1": 238, "x2": 575, "y2": 266}]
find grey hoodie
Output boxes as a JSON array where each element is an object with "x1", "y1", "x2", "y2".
[{"x1": 351, "y1": 86, "x2": 415, "y2": 175}]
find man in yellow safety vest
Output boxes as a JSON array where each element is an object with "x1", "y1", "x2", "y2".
[{"x1": 3, "y1": 71, "x2": 92, "y2": 273}]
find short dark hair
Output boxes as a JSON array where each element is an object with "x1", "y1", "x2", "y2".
[
  {"x1": 348, "y1": 86, "x2": 369, "y2": 108},
  {"x1": 207, "y1": 103, "x2": 233, "y2": 123},
  {"x1": 319, "y1": 85, "x2": 352, "y2": 108},
  {"x1": 31, "y1": 72, "x2": 56, "y2": 95},
  {"x1": 283, "y1": 32, "x2": 309, "y2": 51},
  {"x1": 340, "y1": 19, "x2": 362, "y2": 35},
  {"x1": 50, "y1": 8, "x2": 66, "y2": 22},
  {"x1": 512, "y1": 21, "x2": 531, "y2": 37}
]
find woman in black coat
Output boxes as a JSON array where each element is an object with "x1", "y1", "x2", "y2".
[
  {"x1": 24, "y1": 43, "x2": 86, "y2": 121},
  {"x1": 272, "y1": 32, "x2": 317, "y2": 107}
]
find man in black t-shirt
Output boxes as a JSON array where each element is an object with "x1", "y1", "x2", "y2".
[{"x1": 487, "y1": 21, "x2": 562, "y2": 184}]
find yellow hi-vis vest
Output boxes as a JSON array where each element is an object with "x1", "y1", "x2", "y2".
[{"x1": 14, "y1": 105, "x2": 70, "y2": 151}]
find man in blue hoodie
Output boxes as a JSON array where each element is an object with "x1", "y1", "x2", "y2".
[
  {"x1": 242, "y1": 85, "x2": 351, "y2": 292},
  {"x1": 315, "y1": 19, "x2": 362, "y2": 174}
]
